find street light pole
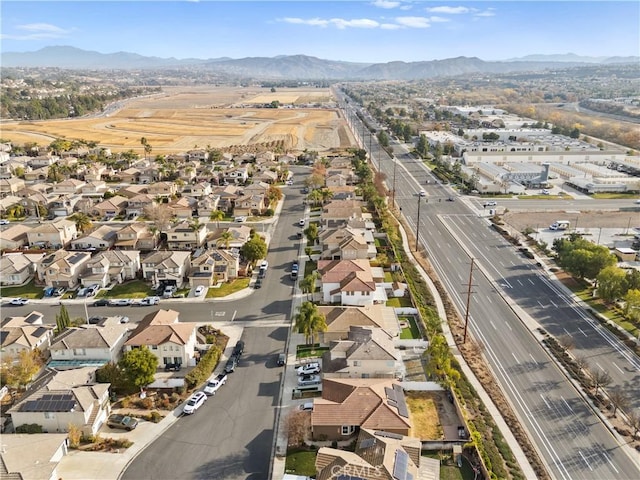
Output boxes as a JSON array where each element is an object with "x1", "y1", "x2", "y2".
[
  {"x1": 392, "y1": 156, "x2": 397, "y2": 210},
  {"x1": 415, "y1": 196, "x2": 422, "y2": 252},
  {"x1": 462, "y1": 258, "x2": 476, "y2": 344}
]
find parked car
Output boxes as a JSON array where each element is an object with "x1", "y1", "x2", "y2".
[
  {"x1": 111, "y1": 299, "x2": 132, "y2": 306},
  {"x1": 53, "y1": 287, "x2": 66, "y2": 296},
  {"x1": 107, "y1": 414, "x2": 139, "y2": 431},
  {"x1": 0, "y1": 219, "x2": 10, "y2": 225},
  {"x1": 224, "y1": 355, "x2": 238, "y2": 374},
  {"x1": 162, "y1": 285, "x2": 177, "y2": 298},
  {"x1": 484, "y1": 201, "x2": 497, "y2": 207},
  {"x1": 277, "y1": 353, "x2": 286, "y2": 366},
  {"x1": 259, "y1": 260, "x2": 268, "y2": 271},
  {"x1": 9, "y1": 298, "x2": 29, "y2": 306},
  {"x1": 203, "y1": 373, "x2": 227, "y2": 395},
  {"x1": 234, "y1": 216, "x2": 247, "y2": 223},
  {"x1": 233, "y1": 340, "x2": 245, "y2": 356},
  {"x1": 164, "y1": 362, "x2": 182, "y2": 372},
  {"x1": 419, "y1": 189, "x2": 426, "y2": 197},
  {"x1": 118, "y1": 316, "x2": 130, "y2": 324},
  {"x1": 183, "y1": 392, "x2": 207, "y2": 415},
  {"x1": 194, "y1": 285, "x2": 206, "y2": 297},
  {"x1": 299, "y1": 402, "x2": 314, "y2": 411},
  {"x1": 44, "y1": 287, "x2": 55, "y2": 297},
  {"x1": 86, "y1": 284, "x2": 100, "y2": 297},
  {"x1": 285, "y1": 179, "x2": 293, "y2": 186},
  {"x1": 254, "y1": 278, "x2": 263, "y2": 289},
  {"x1": 297, "y1": 362, "x2": 321, "y2": 375},
  {"x1": 298, "y1": 374, "x2": 321, "y2": 386},
  {"x1": 298, "y1": 219, "x2": 305, "y2": 226},
  {"x1": 136, "y1": 296, "x2": 160, "y2": 306},
  {"x1": 88, "y1": 316, "x2": 103, "y2": 325},
  {"x1": 93, "y1": 299, "x2": 111, "y2": 307}
]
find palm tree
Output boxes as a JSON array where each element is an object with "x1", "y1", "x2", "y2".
[
  {"x1": 71, "y1": 213, "x2": 93, "y2": 234},
  {"x1": 320, "y1": 188, "x2": 334, "y2": 205},
  {"x1": 308, "y1": 189, "x2": 323, "y2": 207},
  {"x1": 209, "y1": 209, "x2": 224, "y2": 228},
  {"x1": 300, "y1": 272, "x2": 318, "y2": 300},
  {"x1": 218, "y1": 230, "x2": 233, "y2": 249},
  {"x1": 294, "y1": 301, "x2": 327, "y2": 345}
]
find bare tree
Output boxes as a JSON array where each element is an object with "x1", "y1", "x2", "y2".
[
  {"x1": 608, "y1": 389, "x2": 629, "y2": 418},
  {"x1": 144, "y1": 203, "x2": 173, "y2": 234},
  {"x1": 284, "y1": 410, "x2": 310, "y2": 447},
  {"x1": 574, "y1": 354, "x2": 589, "y2": 372},
  {"x1": 590, "y1": 368, "x2": 612, "y2": 396},
  {"x1": 624, "y1": 409, "x2": 640, "y2": 439},
  {"x1": 557, "y1": 334, "x2": 575, "y2": 351}
]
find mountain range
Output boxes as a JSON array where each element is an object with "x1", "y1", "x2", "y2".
[{"x1": 2, "y1": 46, "x2": 638, "y2": 80}]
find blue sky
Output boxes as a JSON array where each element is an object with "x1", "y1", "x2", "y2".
[{"x1": 1, "y1": 1, "x2": 638, "y2": 63}]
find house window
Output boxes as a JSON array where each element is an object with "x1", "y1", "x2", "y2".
[
  {"x1": 341, "y1": 425, "x2": 354, "y2": 435},
  {"x1": 353, "y1": 360, "x2": 360, "y2": 366},
  {"x1": 44, "y1": 412, "x2": 55, "y2": 419},
  {"x1": 151, "y1": 345, "x2": 158, "y2": 350}
]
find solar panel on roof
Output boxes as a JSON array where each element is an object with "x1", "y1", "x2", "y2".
[
  {"x1": 393, "y1": 384, "x2": 409, "y2": 418},
  {"x1": 360, "y1": 438, "x2": 376, "y2": 449},
  {"x1": 375, "y1": 430, "x2": 403, "y2": 440},
  {"x1": 393, "y1": 450, "x2": 409, "y2": 480}
]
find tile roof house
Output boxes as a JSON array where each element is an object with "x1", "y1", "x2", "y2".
[
  {"x1": 141, "y1": 250, "x2": 191, "y2": 288},
  {"x1": 124, "y1": 309, "x2": 197, "y2": 368},
  {"x1": 91, "y1": 195, "x2": 128, "y2": 219},
  {"x1": 0, "y1": 177, "x2": 25, "y2": 197},
  {"x1": 168, "y1": 196, "x2": 198, "y2": 219},
  {"x1": 223, "y1": 166, "x2": 249, "y2": 185},
  {"x1": 326, "y1": 185, "x2": 356, "y2": 201},
  {"x1": 147, "y1": 181, "x2": 178, "y2": 197},
  {"x1": 181, "y1": 182, "x2": 212, "y2": 198},
  {"x1": 1, "y1": 310, "x2": 54, "y2": 358},
  {"x1": 317, "y1": 259, "x2": 387, "y2": 306},
  {"x1": 117, "y1": 167, "x2": 141, "y2": 183},
  {"x1": 322, "y1": 326, "x2": 404, "y2": 380},
  {"x1": 233, "y1": 194, "x2": 267, "y2": 216},
  {"x1": 166, "y1": 220, "x2": 208, "y2": 250},
  {"x1": 8, "y1": 367, "x2": 110, "y2": 435},
  {"x1": 114, "y1": 223, "x2": 159, "y2": 251},
  {"x1": 318, "y1": 305, "x2": 400, "y2": 343},
  {"x1": 319, "y1": 226, "x2": 376, "y2": 261},
  {"x1": 0, "y1": 433, "x2": 69, "y2": 480},
  {"x1": 321, "y1": 199, "x2": 368, "y2": 226},
  {"x1": 315, "y1": 428, "x2": 424, "y2": 480},
  {"x1": 0, "y1": 252, "x2": 44, "y2": 286},
  {"x1": 124, "y1": 193, "x2": 156, "y2": 217},
  {"x1": 196, "y1": 195, "x2": 221, "y2": 219},
  {"x1": 0, "y1": 224, "x2": 32, "y2": 250},
  {"x1": 80, "y1": 249, "x2": 141, "y2": 288},
  {"x1": 256, "y1": 169, "x2": 278, "y2": 184},
  {"x1": 70, "y1": 225, "x2": 117, "y2": 250},
  {"x1": 80, "y1": 180, "x2": 110, "y2": 197},
  {"x1": 51, "y1": 179, "x2": 86, "y2": 195},
  {"x1": 242, "y1": 181, "x2": 270, "y2": 196},
  {"x1": 214, "y1": 185, "x2": 243, "y2": 212},
  {"x1": 48, "y1": 319, "x2": 131, "y2": 368},
  {"x1": 36, "y1": 249, "x2": 92, "y2": 289},
  {"x1": 189, "y1": 248, "x2": 240, "y2": 287},
  {"x1": 311, "y1": 378, "x2": 412, "y2": 441},
  {"x1": 26, "y1": 218, "x2": 77, "y2": 249}
]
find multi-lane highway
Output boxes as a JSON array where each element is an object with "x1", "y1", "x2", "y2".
[{"x1": 337, "y1": 95, "x2": 640, "y2": 479}]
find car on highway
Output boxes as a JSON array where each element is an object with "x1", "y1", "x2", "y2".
[
  {"x1": 447, "y1": 197, "x2": 455, "y2": 202},
  {"x1": 194, "y1": 285, "x2": 206, "y2": 297},
  {"x1": 92, "y1": 299, "x2": 111, "y2": 307},
  {"x1": 107, "y1": 414, "x2": 139, "y2": 431},
  {"x1": 224, "y1": 355, "x2": 238, "y2": 374},
  {"x1": 203, "y1": 373, "x2": 227, "y2": 395},
  {"x1": 9, "y1": 298, "x2": 29, "y2": 306},
  {"x1": 183, "y1": 391, "x2": 207, "y2": 415},
  {"x1": 111, "y1": 299, "x2": 132, "y2": 306},
  {"x1": 484, "y1": 201, "x2": 497, "y2": 207},
  {"x1": 297, "y1": 362, "x2": 321, "y2": 375}
]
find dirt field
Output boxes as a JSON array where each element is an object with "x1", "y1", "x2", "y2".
[
  {"x1": 504, "y1": 210, "x2": 640, "y2": 231},
  {"x1": 0, "y1": 86, "x2": 355, "y2": 154}
]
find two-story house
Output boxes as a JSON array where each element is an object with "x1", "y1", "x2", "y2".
[
  {"x1": 147, "y1": 181, "x2": 177, "y2": 198},
  {"x1": 124, "y1": 309, "x2": 198, "y2": 368},
  {"x1": 141, "y1": 250, "x2": 191, "y2": 288},
  {"x1": 319, "y1": 226, "x2": 376, "y2": 260},
  {"x1": 117, "y1": 167, "x2": 141, "y2": 183},
  {"x1": 8, "y1": 367, "x2": 110, "y2": 435},
  {"x1": 233, "y1": 194, "x2": 267, "y2": 217},
  {"x1": 52, "y1": 179, "x2": 86, "y2": 195},
  {"x1": 189, "y1": 248, "x2": 239, "y2": 287},
  {"x1": 0, "y1": 224, "x2": 32, "y2": 250},
  {"x1": 318, "y1": 305, "x2": 400, "y2": 343},
  {"x1": 26, "y1": 218, "x2": 77, "y2": 249},
  {"x1": 80, "y1": 250, "x2": 141, "y2": 288},
  {"x1": 92, "y1": 195, "x2": 128, "y2": 219},
  {"x1": 80, "y1": 180, "x2": 110, "y2": 197},
  {"x1": 318, "y1": 259, "x2": 387, "y2": 306},
  {"x1": 0, "y1": 252, "x2": 45, "y2": 286},
  {"x1": 166, "y1": 221, "x2": 207, "y2": 250},
  {"x1": 48, "y1": 319, "x2": 131, "y2": 369},
  {"x1": 322, "y1": 325, "x2": 404, "y2": 380},
  {"x1": 168, "y1": 196, "x2": 197, "y2": 219},
  {"x1": 223, "y1": 166, "x2": 249, "y2": 185},
  {"x1": 0, "y1": 177, "x2": 25, "y2": 197},
  {"x1": 196, "y1": 195, "x2": 221, "y2": 219},
  {"x1": 36, "y1": 250, "x2": 92, "y2": 289},
  {"x1": 1, "y1": 311, "x2": 54, "y2": 358},
  {"x1": 114, "y1": 223, "x2": 159, "y2": 251},
  {"x1": 70, "y1": 225, "x2": 117, "y2": 250},
  {"x1": 124, "y1": 193, "x2": 156, "y2": 218},
  {"x1": 181, "y1": 182, "x2": 212, "y2": 198}
]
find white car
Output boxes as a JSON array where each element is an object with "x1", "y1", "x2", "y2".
[
  {"x1": 297, "y1": 362, "x2": 321, "y2": 375},
  {"x1": 10, "y1": 297, "x2": 29, "y2": 306},
  {"x1": 0, "y1": 219, "x2": 10, "y2": 225},
  {"x1": 183, "y1": 391, "x2": 207, "y2": 415},
  {"x1": 203, "y1": 373, "x2": 227, "y2": 395},
  {"x1": 194, "y1": 285, "x2": 206, "y2": 297},
  {"x1": 299, "y1": 219, "x2": 305, "y2": 226},
  {"x1": 484, "y1": 201, "x2": 497, "y2": 207},
  {"x1": 111, "y1": 299, "x2": 132, "y2": 306},
  {"x1": 285, "y1": 179, "x2": 293, "y2": 186},
  {"x1": 419, "y1": 189, "x2": 426, "y2": 197}
]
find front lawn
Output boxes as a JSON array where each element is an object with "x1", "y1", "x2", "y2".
[
  {"x1": 0, "y1": 280, "x2": 44, "y2": 299},
  {"x1": 304, "y1": 260, "x2": 317, "y2": 278},
  {"x1": 206, "y1": 278, "x2": 250, "y2": 298},
  {"x1": 399, "y1": 315, "x2": 421, "y2": 339},
  {"x1": 97, "y1": 280, "x2": 154, "y2": 299},
  {"x1": 296, "y1": 343, "x2": 329, "y2": 359},
  {"x1": 285, "y1": 448, "x2": 317, "y2": 477}
]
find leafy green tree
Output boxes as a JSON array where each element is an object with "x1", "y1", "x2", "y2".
[
  {"x1": 300, "y1": 272, "x2": 318, "y2": 299},
  {"x1": 118, "y1": 347, "x2": 158, "y2": 390},
  {"x1": 55, "y1": 304, "x2": 71, "y2": 333},
  {"x1": 304, "y1": 223, "x2": 318, "y2": 245},
  {"x1": 307, "y1": 189, "x2": 323, "y2": 206},
  {"x1": 416, "y1": 134, "x2": 428, "y2": 158},
  {"x1": 623, "y1": 289, "x2": 640, "y2": 321},
  {"x1": 47, "y1": 164, "x2": 64, "y2": 183},
  {"x1": 553, "y1": 236, "x2": 616, "y2": 280},
  {"x1": 294, "y1": 301, "x2": 327, "y2": 345},
  {"x1": 70, "y1": 212, "x2": 93, "y2": 234},
  {"x1": 240, "y1": 234, "x2": 267, "y2": 264},
  {"x1": 0, "y1": 349, "x2": 43, "y2": 390},
  {"x1": 626, "y1": 269, "x2": 640, "y2": 291},
  {"x1": 596, "y1": 266, "x2": 628, "y2": 303}
]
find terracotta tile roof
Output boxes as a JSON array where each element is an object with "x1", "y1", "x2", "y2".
[{"x1": 124, "y1": 309, "x2": 194, "y2": 347}]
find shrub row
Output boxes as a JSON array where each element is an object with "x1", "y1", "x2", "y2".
[{"x1": 185, "y1": 346, "x2": 222, "y2": 389}]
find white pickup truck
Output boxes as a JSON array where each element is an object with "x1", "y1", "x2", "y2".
[{"x1": 203, "y1": 373, "x2": 227, "y2": 395}]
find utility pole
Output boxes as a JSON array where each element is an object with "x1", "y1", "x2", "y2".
[
  {"x1": 462, "y1": 258, "x2": 476, "y2": 344},
  {"x1": 392, "y1": 156, "x2": 397, "y2": 210},
  {"x1": 415, "y1": 196, "x2": 422, "y2": 252}
]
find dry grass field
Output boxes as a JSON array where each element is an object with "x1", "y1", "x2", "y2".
[
  {"x1": 1, "y1": 86, "x2": 355, "y2": 154},
  {"x1": 406, "y1": 391, "x2": 444, "y2": 440}
]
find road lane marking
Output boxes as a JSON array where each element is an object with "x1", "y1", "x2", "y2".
[
  {"x1": 528, "y1": 278, "x2": 535, "y2": 285},
  {"x1": 231, "y1": 310, "x2": 237, "y2": 322},
  {"x1": 561, "y1": 396, "x2": 573, "y2": 413},
  {"x1": 512, "y1": 352, "x2": 519, "y2": 363},
  {"x1": 579, "y1": 451, "x2": 593, "y2": 471},
  {"x1": 537, "y1": 300, "x2": 545, "y2": 309},
  {"x1": 612, "y1": 362, "x2": 624, "y2": 374},
  {"x1": 540, "y1": 394, "x2": 551, "y2": 409}
]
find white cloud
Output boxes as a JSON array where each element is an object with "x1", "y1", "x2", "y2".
[
  {"x1": 427, "y1": 16, "x2": 450, "y2": 23},
  {"x1": 371, "y1": 0, "x2": 401, "y2": 9},
  {"x1": 475, "y1": 9, "x2": 496, "y2": 17},
  {"x1": 395, "y1": 16, "x2": 431, "y2": 28},
  {"x1": 280, "y1": 17, "x2": 380, "y2": 29},
  {"x1": 380, "y1": 23, "x2": 402, "y2": 30},
  {"x1": 1, "y1": 23, "x2": 72, "y2": 40},
  {"x1": 426, "y1": 6, "x2": 470, "y2": 14},
  {"x1": 281, "y1": 17, "x2": 330, "y2": 27}
]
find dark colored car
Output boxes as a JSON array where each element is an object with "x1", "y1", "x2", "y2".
[
  {"x1": 93, "y1": 299, "x2": 111, "y2": 307},
  {"x1": 277, "y1": 353, "x2": 286, "y2": 366},
  {"x1": 164, "y1": 363, "x2": 182, "y2": 372},
  {"x1": 107, "y1": 414, "x2": 138, "y2": 431},
  {"x1": 224, "y1": 355, "x2": 238, "y2": 373},
  {"x1": 254, "y1": 278, "x2": 262, "y2": 288},
  {"x1": 233, "y1": 340, "x2": 245, "y2": 356}
]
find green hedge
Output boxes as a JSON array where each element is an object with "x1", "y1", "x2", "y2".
[
  {"x1": 185, "y1": 346, "x2": 222, "y2": 389},
  {"x1": 16, "y1": 423, "x2": 43, "y2": 433}
]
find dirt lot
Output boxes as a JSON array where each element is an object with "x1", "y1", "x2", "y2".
[
  {"x1": 1, "y1": 86, "x2": 356, "y2": 154},
  {"x1": 504, "y1": 210, "x2": 639, "y2": 231}
]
